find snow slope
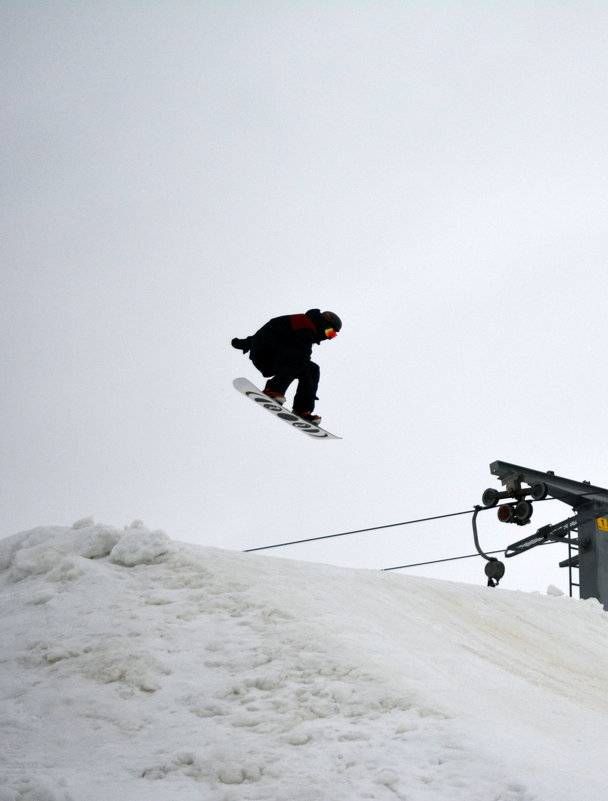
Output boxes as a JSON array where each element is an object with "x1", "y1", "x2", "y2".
[{"x1": 2, "y1": 521, "x2": 608, "y2": 801}]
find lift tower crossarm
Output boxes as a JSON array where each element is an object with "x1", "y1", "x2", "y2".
[
  {"x1": 489, "y1": 461, "x2": 608, "y2": 510},
  {"x1": 487, "y1": 460, "x2": 608, "y2": 607}
]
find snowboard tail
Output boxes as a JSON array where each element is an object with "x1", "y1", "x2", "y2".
[{"x1": 233, "y1": 378, "x2": 341, "y2": 440}]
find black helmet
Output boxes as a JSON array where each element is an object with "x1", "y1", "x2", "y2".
[{"x1": 321, "y1": 311, "x2": 342, "y2": 333}]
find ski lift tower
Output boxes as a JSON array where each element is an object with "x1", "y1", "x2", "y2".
[{"x1": 486, "y1": 461, "x2": 608, "y2": 608}]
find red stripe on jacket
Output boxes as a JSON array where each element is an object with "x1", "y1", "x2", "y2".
[{"x1": 289, "y1": 314, "x2": 316, "y2": 333}]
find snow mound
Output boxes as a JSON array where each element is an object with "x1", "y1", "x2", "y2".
[
  {"x1": 2, "y1": 522, "x2": 608, "y2": 800},
  {"x1": 0, "y1": 519, "x2": 170, "y2": 581}
]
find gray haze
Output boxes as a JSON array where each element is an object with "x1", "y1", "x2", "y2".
[{"x1": 2, "y1": 2, "x2": 608, "y2": 593}]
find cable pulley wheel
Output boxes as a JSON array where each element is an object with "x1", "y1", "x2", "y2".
[
  {"x1": 482, "y1": 488, "x2": 500, "y2": 508},
  {"x1": 485, "y1": 559, "x2": 505, "y2": 582}
]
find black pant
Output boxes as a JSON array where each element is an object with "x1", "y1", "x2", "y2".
[{"x1": 250, "y1": 346, "x2": 320, "y2": 412}]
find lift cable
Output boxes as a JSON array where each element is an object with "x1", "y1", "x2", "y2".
[
  {"x1": 383, "y1": 540, "x2": 558, "y2": 572},
  {"x1": 243, "y1": 492, "x2": 574, "y2": 561},
  {"x1": 382, "y1": 548, "x2": 505, "y2": 571},
  {"x1": 243, "y1": 506, "x2": 483, "y2": 553}
]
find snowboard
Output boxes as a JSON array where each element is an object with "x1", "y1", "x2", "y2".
[{"x1": 233, "y1": 377, "x2": 341, "y2": 440}]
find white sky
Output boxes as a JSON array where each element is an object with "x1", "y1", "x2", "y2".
[{"x1": 2, "y1": 1, "x2": 608, "y2": 594}]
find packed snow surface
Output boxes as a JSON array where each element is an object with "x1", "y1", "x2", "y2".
[{"x1": 2, "y1": 521, "x2": 608, "y2": 801}]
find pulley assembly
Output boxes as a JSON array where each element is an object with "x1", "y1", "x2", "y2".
[
  {"x1": 481, "y1": 481, "x2": 548, "y2": 526},
  {"x1": 472, "y1": 476, "x2": 550, "y2": 587}
]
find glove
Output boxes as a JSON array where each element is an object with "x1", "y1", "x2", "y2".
[{"x1": 231, "y1": 337, "x2": 251, "y2": 354}]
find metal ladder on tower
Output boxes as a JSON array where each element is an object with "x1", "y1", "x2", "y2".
[{"x1": 558, "y1": 517, "x2": 580, "y2": 598}]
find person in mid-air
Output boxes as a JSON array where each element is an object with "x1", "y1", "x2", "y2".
[{"x1": 231, "y1": 309, "x2": 342, "y2": 425}]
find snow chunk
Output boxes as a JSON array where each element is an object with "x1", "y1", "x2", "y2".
[
  {"x1": 81, "y1": 646, "x2": 170, "y2": 692},
  {"x1": 0, "y1": 527, "x2": 65, "y2": 572},
  {"x1": 287, "y1": 730, "x2": 312, "y2": 745},
  {"x1": 72, "y1": 516, "x2": 94, "y2": 530},
  {"x1": 74, "y1": 526, "x2": 121, "y2": 559},
  {"x1": 12, "y1": 544, "x2": 65, "y2": 579},
  {"x1": 1, "y1": 524, "x2": 125, "y2": 580},
  {"x1": 547, "y1": 584, "x2": 565, "y2": 597},
  {"x1": 217, "y1": 763, "x2": 262, "y2": 784},
  {"x1": 109, "y1": 530, "x2": 170, "y2": 566}
]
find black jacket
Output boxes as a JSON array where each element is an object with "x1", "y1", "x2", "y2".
[{"x1": 251, "y1": 309, "x2": 326, "y2": 358}]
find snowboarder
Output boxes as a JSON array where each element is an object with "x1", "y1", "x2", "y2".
[{"x1": 231, "y1": 309, "x2": 342, "y2": 425}]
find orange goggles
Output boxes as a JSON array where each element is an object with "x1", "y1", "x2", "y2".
[{"x1": 325, "y1": 327, "x2": 338, "y2": 339}]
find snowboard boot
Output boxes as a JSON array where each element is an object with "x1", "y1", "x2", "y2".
[
  {"x1": 294, "y1": 411, "x2": 321, "y2": 426},
  {"x1": 263, "y1": 382, "x2": 286, "y2": 405}
]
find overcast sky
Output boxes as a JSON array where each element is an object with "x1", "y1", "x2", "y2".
[{"x1": 3, "y1": 1, "x2": 608, "y2": 595}]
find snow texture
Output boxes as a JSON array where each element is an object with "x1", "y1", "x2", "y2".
[{"x1": 2, "y1": 520, "x2": 608, "y2": 800}]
